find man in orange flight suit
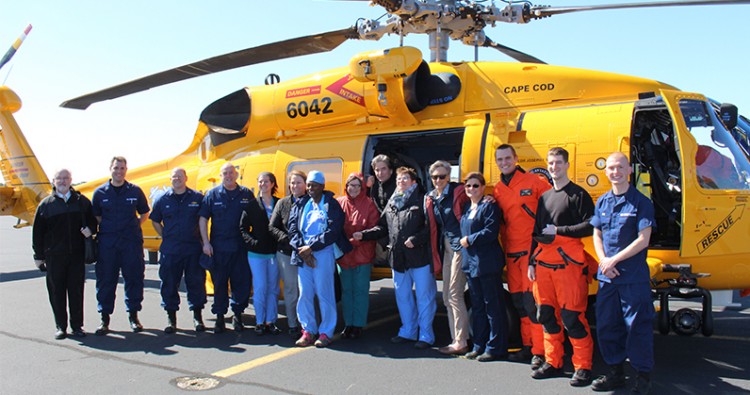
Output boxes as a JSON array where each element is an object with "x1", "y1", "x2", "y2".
[
  {"x1": 493, "y1": 144, "x2": 550, "y2": 369},
  {"x1": 529, "y1": 147, "x2": 595, "y2": 387}
]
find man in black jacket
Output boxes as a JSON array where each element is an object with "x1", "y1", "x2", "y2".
[{"x1": 32, "y1": 169, "x2": 97, "y2": 339}]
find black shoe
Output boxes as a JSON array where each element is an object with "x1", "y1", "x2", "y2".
[
  {"x1": 288, "y1": 326, "x2": 301, "y2": 338},
  {"x1": 164, "y1": 310, "x2": 177, "y2": 334},
  {"x1": 232, "y1": 315, "x2": 244, "y2": 332},
  {"x1": 570, "y1": 369, "x2": 593, "y2": 387},
  {"x1": 71, "y1": 328, "x2": 86, "y2": 338},
  {"x1": 340, "y1": 326, "x2": 352, "y2": 339},
  {"x1": 465, "y1": 350, "x2": 482, "y2": 360},
  {"x1": 530, "y1": 354, "x2": 545, "y2": 371},
  {"x1": 54, "y1": 328, "x2": 67, "y2": 340},
  {"x1": 254, "y1": 323, "x2": 265, "y2": 336},
  {"x1": 414, "y1": 341, "x2": 432, "y2": 350},
  {"x1": 390, "y1": 335, "x2": 413, "y2": 344},
  {"x1": 128, "y1": 311, "x2": 143, "y2": 333},
  {"x1": 214, "y1": 314, "x2": 225, "y2": 333},
  {"x1": 266, "y1": 323, "x2": 282, "y2": 335},
  {"x1": 95, "y1": 313, "x2": 110, "y2": 336},
  {"x1": 350, "y1": 326, "x2": 363, "y2": 339},
  {"x1": 193, "y1": 310, "x2": 205, "y2": 332},
  {"x1": 531, "y1": 362, "x2": 564, "y2": 379},
  {"x1": 508, "y1": 346, "x2": 532, "y2": 363},
  {"x1": 631, "y1": 373, "x2": 652, "y2": 394},
  {"x1": 592, "y1": 364, "x2": 627, "y2": 392},
  {"x1": 477, "y1": 352, "x2": 507, "y2": 362}
]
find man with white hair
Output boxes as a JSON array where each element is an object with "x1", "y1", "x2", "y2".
[{"x1": 33, "y1": 169, "x2": 97, "y2": 339}]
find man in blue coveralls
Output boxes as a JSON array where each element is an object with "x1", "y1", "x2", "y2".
[
  {"x1": 590, "y1": 152, "x2": 655, "y2": 394},
  {"x1": 199, "y1": 162, "x2": 254, "y2": 333},
  {"x1": 92, "y1": 156, "x2": 150, "y2": 335},
  {"x1": 150, "y1": 168, "x2": 207, "y2": 333}
]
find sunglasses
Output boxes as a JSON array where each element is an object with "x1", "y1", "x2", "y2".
[
  {"x1": 465, "y1": 183, "x2": 482, "y2": 189},
  {"x1": 431, "y1": 174, "x2": 447, "y2": 180}
]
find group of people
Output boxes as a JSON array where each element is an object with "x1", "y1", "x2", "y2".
[{"x1": 32, "y1": 147, "x2": 656, "y2": 393}]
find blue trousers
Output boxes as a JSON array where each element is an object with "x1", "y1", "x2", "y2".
[
  {"x1": 297, "y1": 245, "x2": 337, "y2": 337},
  {"x1": 96, "y1": 239, "x2": 144, "y2": 314},
  {"x1": 158, "y1": 251, "x2": 206, "y2": 311},
  {"x1": 249, "y1": 254, "x2": 279, "y2": 324},
  {"x1": 338, "y1": 264, "x2": 372, "y2": 327},
  {"x1": 467, "y1": 272, "x2": 509, "y2": 356},
  {"x1": 596, "y1": 281, "x2": 655, "y2": 372},
  {"x1": 209, "y1": 250, "x2": 250, "y2": 315},
  {"x1": 392, "y1": 265, "x2": 437, "y2": 344}
]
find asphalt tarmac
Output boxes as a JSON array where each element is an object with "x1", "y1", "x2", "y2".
[{"x1": 1, "y1": 216, "x2": 748, "y2": 394}]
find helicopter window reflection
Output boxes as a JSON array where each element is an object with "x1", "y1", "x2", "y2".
[{"x1": 679, "y1": 99, "x2": 750, "y2": 190}]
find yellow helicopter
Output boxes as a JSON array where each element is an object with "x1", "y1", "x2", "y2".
[{"x1": 3, "y1": 0, "x2": 750, "y2": 338}]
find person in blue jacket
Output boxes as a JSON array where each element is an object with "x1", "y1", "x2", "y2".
[
  {"x1": 591, "y1": 152, "x2": 655, "y2": 394},
  {"x1": 150, "y1": 167, "x2": 207, "y2": 333},
  {"x1": 288, "y1": 170, "x2": 351, "y2": 348},
  {"x1": 459, "y1": 171, "x2": 509, "y2": 361},
  {"x1": 199, "y1": 162, "x2": 255, "y2": 333},
  {"x1": 92, "y1": 156, "x2": 150, "y2": 335}
]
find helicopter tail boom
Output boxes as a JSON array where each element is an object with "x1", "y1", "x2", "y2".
[{"x1": 0, "y1": 86, "x2": 51, "y2": 227}]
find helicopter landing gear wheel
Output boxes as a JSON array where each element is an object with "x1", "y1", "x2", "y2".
[
  {"x1": 653, "y1": 264, "x2": 714, "y2": 337},
  {"x1": 671, "y1": 308, "x2": 701, "y2": 336}
]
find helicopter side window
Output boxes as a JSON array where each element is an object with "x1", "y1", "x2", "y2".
[{"x1": 679, "y1": 99, "x2": 750, "y2": 191}]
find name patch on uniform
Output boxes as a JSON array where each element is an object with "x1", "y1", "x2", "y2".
[
  {"x1": 126, "y1": 198, "x2": 138, "y2": 204},
  {"x1": 520, "y1": 189, "x2": 532, "y2": 196},
  {"x1": 188, "y1": 202, "x2": 200, "y2": 207},
  {"x1": 619, "y1": 212, "x2": 636, "y2": 217}
]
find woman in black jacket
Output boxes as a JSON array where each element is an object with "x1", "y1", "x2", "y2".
[
  {"x1": 354, "y1": 167, "x2": 436, "y2": 349},
  {"x1": 240, "y1": 193, "x2": 278, "y2": 335},
  {"x1": 268, "y1": 170, "x2": 306, "y2": 336},
  {"x1": 459, "y1": 172, "x2": 508, "y2": 361}
]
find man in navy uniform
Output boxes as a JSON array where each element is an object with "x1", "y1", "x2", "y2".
[
  {"x1": 591, "y1": 152, "x2": 655, "y2": 394},
  {"x1": 199, "y1": 162, "x2": 254, "y2": 333},
  {"x1": 92, "y1": 156, "x2": 150, "y2": 335},
  {"x1": 150, "y1": 167, "x2": 207, "y2": 333}
]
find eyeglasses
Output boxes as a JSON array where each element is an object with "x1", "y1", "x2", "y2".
[
  {"x1": 465, "y1": 183, "x2": 482, "y2": 189},
  {"x1": 348, "y1": 184, "x2": 362, "y2": 188},
  {"x1": 431, "y1": 174, "x2": 447, "y2": 180}
]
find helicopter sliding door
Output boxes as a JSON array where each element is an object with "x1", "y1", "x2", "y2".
[{"x1": 661, "y1": 90, "x2": 750, "y2": 258}]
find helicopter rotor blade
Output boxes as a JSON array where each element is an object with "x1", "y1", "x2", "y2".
[
  {"x1": 482, "y1": 37, "x2": 546, "y2": 64},
  {"x1": 530, "y1": 0, "x2": 750, "y2": 18},
  {"x1": 0, "y1": 24, "x2": 33, "y2": 72},
  {"x1": 61, "y1": 27, "x2": 359, "y2": 110}
]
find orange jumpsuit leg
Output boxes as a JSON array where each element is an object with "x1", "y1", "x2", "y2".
[
  {"x1": 508, "y1": 253, "x2": 545, "y2": 356},
  {"x1": 532, "y1": 265, "x2": 565, "y2": 369},
  {"x1": 557, "y1": 263, "x2": 593, "y2": 371}
]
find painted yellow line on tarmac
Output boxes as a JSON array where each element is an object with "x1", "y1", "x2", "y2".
[
  {"x1": 212, "y1": 347, "x2": 310, "y2": 378},
  {"x1": 211, "y1": 313, "x2": 400, "y2": 378}
]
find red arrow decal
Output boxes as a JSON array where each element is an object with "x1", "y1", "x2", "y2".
[{"x1": 325, "y1": 74, "x2": 365, "y2": 107}]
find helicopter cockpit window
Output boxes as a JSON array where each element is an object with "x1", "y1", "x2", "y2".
[{"x1": 679, "y1": 99, "x2": 750, "y2": 190}]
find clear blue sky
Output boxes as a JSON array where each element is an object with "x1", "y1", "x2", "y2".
[{"x1": 2, "y1": 0, "x2": 748, "y2": 183}]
